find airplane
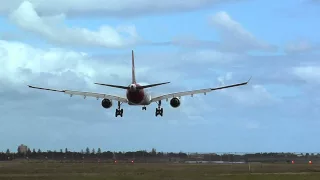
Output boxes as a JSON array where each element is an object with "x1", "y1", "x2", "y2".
[{"x1": 28, "y1": 50, "x2": 251, "y2": 117}]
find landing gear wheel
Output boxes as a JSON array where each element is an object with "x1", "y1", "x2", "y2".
[
  {"x1": 115, "y1": 109, "x2": 123, "y2": 117},
  {"x1": 115, "y1": 101, "x2": 123, "y2": 117},
  {"x1": 155, "y1": 101, "x2": 163, "y2": 116},
  {"x1": 142, "y1": 106, "x2": 146, "y2": 110},
  {"x1": 155, "y1": 108, "x2": 163, "y2": 116}
]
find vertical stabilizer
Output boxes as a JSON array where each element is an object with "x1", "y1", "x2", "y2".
[{"x1": 131, "y1": 50, "x2": 136, "y2": 84}]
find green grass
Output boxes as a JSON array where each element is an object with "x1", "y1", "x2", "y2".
[{"x1": 0, "y1": 161, "x2": 320, "y2": 179}]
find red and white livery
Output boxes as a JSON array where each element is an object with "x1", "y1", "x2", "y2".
[{"x1": 28, "y1": 50, "x2": 251, "y2": 117}]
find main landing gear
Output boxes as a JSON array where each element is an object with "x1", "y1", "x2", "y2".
[
  {"x1": 155, "y1": 100, "x2": 163, "y2": 117},
  {"x1": 115, "y1": 101, "x2": 123, "y2": 117},
  {"x1": 142, "y1": 106, "x2": 147, "y2": 110}
]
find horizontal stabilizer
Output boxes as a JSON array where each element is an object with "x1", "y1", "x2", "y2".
[
  {"x1": 137, "y1": 82, "x2": 170, "y2": 89},
  {"x1": 94, "y1": 82, "x2": 170, "y2": 90},
  {"x1": 94, "y1": 83, "x2": 129, "y2": 89}
]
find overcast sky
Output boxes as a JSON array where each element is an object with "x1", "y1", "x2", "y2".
[{"x1": 0, "y1": 0, "x2": 320, "y2": 153}]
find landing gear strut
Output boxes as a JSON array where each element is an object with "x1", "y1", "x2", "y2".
[
  {"x1": 115, "y1": 101, "x2": 123, "y2": 117},
  {"x1": 155, "y1": 100, "x2": 163, "y2": 116},
  {"x1": 142, "y1": 106, "x2": 146, "y2": 110}
]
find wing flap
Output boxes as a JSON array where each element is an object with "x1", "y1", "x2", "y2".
[
  {"x1": 28, "y1": 85, "x2": 128, "y2": 102},
  {"x1": 150, "y1": 77, "x2": 251, "y2": 102},
  {"x1": 151, "y1": 88, "x2": 211, "y2": 102},
  {"x1": 64, "y1": 90, "x2": 127, "y2": 102}
]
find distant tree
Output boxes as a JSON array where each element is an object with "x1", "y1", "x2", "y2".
[
  {"x1": 81, "y1": 149, "x2": 84, "y2": 154},
  {"x1": 178, "y1": 151, "x2": 187, "y2": 158},
  {"x1": 60, "y1": 149, "x2": 63, "y2": 153},
  {"x1": 97, "y1": 148, "x2": 101, "y2": 154},
  {"x1": 37, "y1": 149, "x2": 42, "y2": 153},
  {"x1": 86, "y1": 147, "x2": 90, "y2": 155},
  {"x1": 92, "y1": 148, "x2": 96, "y2": 155},
  {"x1": 151, "y1": 148, "x2": 157, "y2": 156},
  {"x1": 32, "y1": 148, "x2": 36, "y2": 154},
  {"x1": 6, "y1": 149, "x2": 10, "y2": 154},
  {"x1": 27, "y1": 148, "x2": 31, "y2": 155},
  {"x1": 103, "y1": 151, "x2": 114, "y2": 159},
  {"x1": 65, "y1": 148, "x2": 68, "y2": 153}
]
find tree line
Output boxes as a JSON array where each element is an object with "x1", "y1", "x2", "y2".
[
  {"x1": 0, "y1": 148, "x2": 188, "y2": 161},
  {"x1": 0, "y1": 147, "x2": 318, "y2": 161}
]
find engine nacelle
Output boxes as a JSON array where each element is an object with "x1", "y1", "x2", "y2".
[
  {"x1": 101, "y1": 98, "x2": 112, "y2": 109},
  {"x1": 170, "y1": 97, "x2": 180, "y2": 108}
]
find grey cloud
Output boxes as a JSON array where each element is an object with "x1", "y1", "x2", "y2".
[
  {"x1": 6, "y1": 1, "x2": 202, "y2": 50},
  {"x1": 272, "y1": 0, "x2": 320, "y2": 18},
  {"x1": 8, "y1": 1, "x2": 142, "y2": 49},
  {"x1": 0, "y1": 32, "x2": 29, "y2": 41},
  {"x1": 158, "y1": 11, "x2": 278, "y2": 53},
  {"x1": 285, "y1": 40, "x2": 320, "y2": 54},
  {"x1": 208, "y1": 12, "x2": 277, "y2": 52},
  {"x1": 6, "y1": 4, "x2": 277, "y2": 52},
  {"x1": 0, "y1": 0, "x2": 245, "y2": 18},
  {"x1": 307, "y1": 0, "x2": 320, "y2": 3}
]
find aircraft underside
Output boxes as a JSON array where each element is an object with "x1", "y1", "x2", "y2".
[
  {"x1": 115, "y1": 100, "x2": 167, "y2": 117},
  {"x1": 101, "y1": 97, "x2": 181, "y2": 117}
]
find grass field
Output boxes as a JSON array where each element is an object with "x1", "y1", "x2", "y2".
[{"x1": 0, "y1": 161, "x2": 320, "y2": 179}]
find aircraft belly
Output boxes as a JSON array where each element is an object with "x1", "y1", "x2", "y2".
[{"x1": 128, "y1": 93, "x2": 151, "y2": 105}]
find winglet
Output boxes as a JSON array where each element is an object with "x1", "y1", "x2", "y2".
[{"x1": 246, "y1": 76, "x2": 252, "y2": 83}]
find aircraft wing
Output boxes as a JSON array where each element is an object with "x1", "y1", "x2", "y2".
[
  {"x1": 150, "y1": 77, "x2": 251, "y2": 102},
  {"x1": 27, "y1": 85, "x2": 128, "y2": 103}
]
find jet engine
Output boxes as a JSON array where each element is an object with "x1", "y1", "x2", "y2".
[
  {"x1": 170, "y1": 97, "x2": 180, "y2": 108},
  {"x1": 101, "y1": 98, "x2": 112, "y2": 108}
]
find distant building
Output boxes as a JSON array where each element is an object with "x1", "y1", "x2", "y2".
[{"x1": 18, "y1": 144, "x2": 28, "y2": 154}]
